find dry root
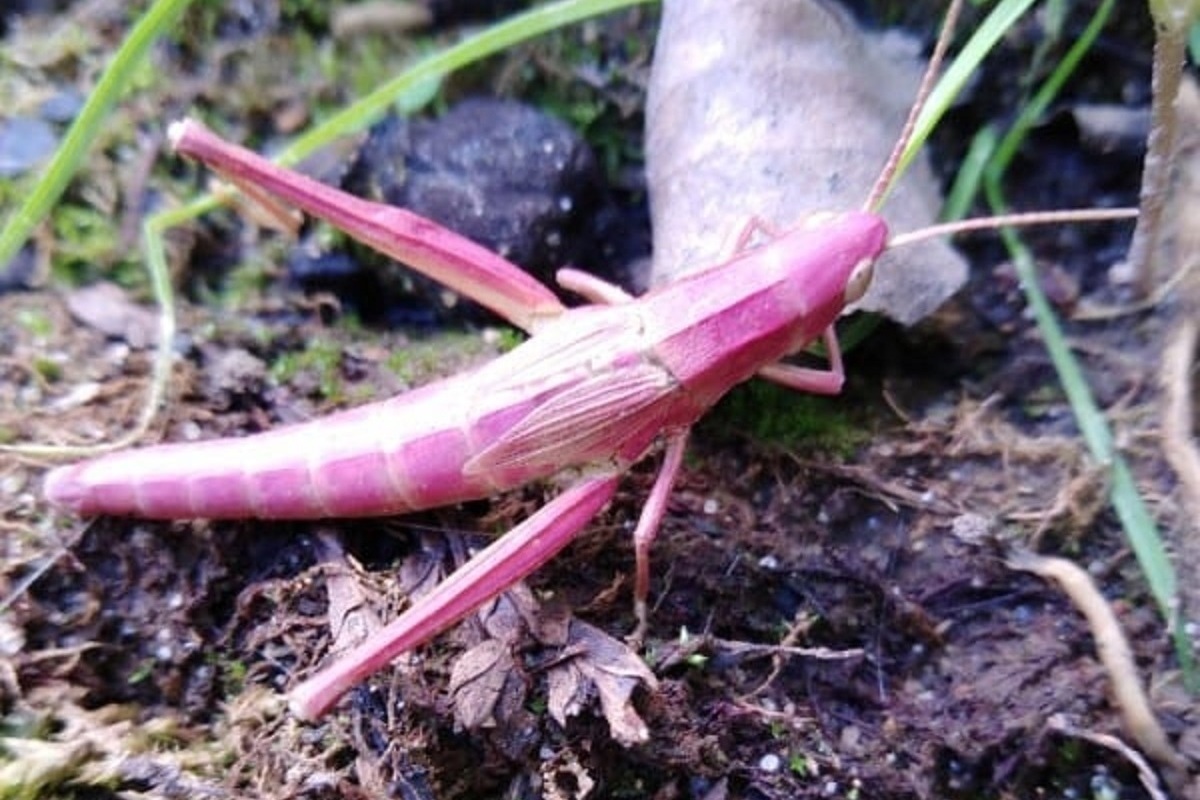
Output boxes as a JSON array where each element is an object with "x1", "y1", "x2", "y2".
[{"x1": 1007, "y1": 550, "x2": 1187, "y2": 774}]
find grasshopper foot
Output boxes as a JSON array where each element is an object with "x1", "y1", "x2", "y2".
[{"x1": 626, "y1": 598, "x2": 649, "y2": 650}]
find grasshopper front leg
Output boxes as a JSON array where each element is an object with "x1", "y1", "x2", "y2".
[{"x1": 756, "y1": 327, "x2": 846, "y2": 396}]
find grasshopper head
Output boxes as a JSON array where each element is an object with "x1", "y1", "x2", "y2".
[{"x1": 801, "y1": 209, "x2": 888, "y2": 309}]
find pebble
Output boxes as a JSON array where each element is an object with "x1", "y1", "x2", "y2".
[
  {"x1": 0, "y1": 115, "x2": 57, "y2": 177},
  {"x1": 757, "y1": 753, "x2": 782, "y2": 773}
]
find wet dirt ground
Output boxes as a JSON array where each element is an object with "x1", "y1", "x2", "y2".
[{"x1": 1, "y1": 1, "x2": 1198, "y2": 798}]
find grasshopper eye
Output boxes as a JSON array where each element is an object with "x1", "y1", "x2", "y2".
[{"x1": 844, "y1": 257, "x2": 874, "y2": 304}]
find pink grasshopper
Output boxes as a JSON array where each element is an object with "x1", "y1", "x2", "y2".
[{"x1": 42, "y1": 0, "x2": 1135, "y2": 723}]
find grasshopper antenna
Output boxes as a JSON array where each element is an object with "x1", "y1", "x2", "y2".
[
  {"x1": 863, "y1": 0, "x2": 965, "y2": 213},
  {"x1": 866, "y1": 1, "x2": 1138, "y2": 243},
  {"x1": 888, "y1": 207, "x2": 1139, "y2": 250}
]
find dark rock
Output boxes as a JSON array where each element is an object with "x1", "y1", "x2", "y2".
[
  {"x1": 293, "y1": 98, "x2": 624, "y2": 326},
  {"x1": 351, "y1": 98, "x2": 604, "y2": 283},
  {"x1": 0, "y1": 244, "x2": 37, "y2": 294}
]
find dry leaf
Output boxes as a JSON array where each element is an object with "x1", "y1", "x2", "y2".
[
  {"x1": 545, "y1": 620, "x2": 657, "y2": 747},
  {"x1": 442, "y1": 571, "x2": 656, "y2": 743},
  {"x1": 330, "y1": 1, "x2": 431, "y2": 40},
  {"x1": 447, "y1": 582, "x2": 539, "y2": 731},
  {"x1": 646, "y1": 0, "x2": 967, "y2": 324},
  {"x1": 447, "y1": 638, "x2": 526, "y2": 729},
  {"x1": 311, "y1": 531, "x2": 383, "y2": 658}
]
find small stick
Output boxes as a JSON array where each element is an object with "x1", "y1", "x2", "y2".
[{"x1": 1126, "y1": 2, "x2": 1198, "y2": 294}]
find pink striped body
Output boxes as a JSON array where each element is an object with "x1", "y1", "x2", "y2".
[
  {"x1": 46, "y1": 376, "x2": 495, "y2": 519},
  {"x1": 45, "y1": 306, "x2": 687, "y2": 518},
  {"x1": 44, "y1": 211, "x2": 887, "y2": 520}
]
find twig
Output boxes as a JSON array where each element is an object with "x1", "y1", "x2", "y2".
[
  {"x1": 1157, "y1": 72, "x2": 1200, "y2": 523},
  {"x1": 1160, "y1": 313, "x2": 1200, "y2": 517},
  {"x1": 1126, "y1": 1, "x2": 1199, "y2": 294},
  {"x1": 656, "y1": 628, "x2": 863, "y2": 677},
  {"x1": 738, "y1": 610, "x2": 852, "y2": 701},
  {"x1": 1155, "y1": 72, "x2": 1200, "y2": 695}
]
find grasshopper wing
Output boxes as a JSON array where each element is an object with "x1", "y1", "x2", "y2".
[{"x1": 465, "y1": 362, "x2": 677, "y2": 475}]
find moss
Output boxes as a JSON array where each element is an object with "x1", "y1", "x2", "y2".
[
  {"x1": 1020, "y1": 383, "x2": 1065, "y2": 419},
  {"x1": 269, "y1": 337, "x2": 348, "y2": 403},
  {"x1": 49, "y1": 203, "x2": 124, "y2": 286},
  {"x1": 126, "y1": 659, "x2": 155, "y2": 685},
  {"x1": 383, "y1": 348, "x2": 416, "y2": 383},
  {"x1": 382, "y1": 330, "x2": 493, "y2": 385},
  {"x1": 280, "y1": 0, "x2": 335, "y2": 30},
  {"x1": 219, "y1": 657, "x2": 248, "y2": 695},
  {"x1": 493, "y1": 7, "x2": 655, "y2": 179},
  {"x1": 491, "y1": 326, "x2": 525, "y2": 353},
  {"x1": 790, "y1": 752, "x2": 816, "y2": 776},
  {"x1": 332, "y1": 35, "x2": 424, "y2": 102},
  {"x1": 0, "y1": 175, "x2": 31, "y2": 217},
  {"x1": 703, "y1": 379, "x2": 870, "y2": 456},
  {"x1": 16, "y1": 308, "x2": 54, "y2": 340},
  {"x1": 217, "y1": 258, "x2": 276, "y2": 310},
  {"x1": 32, "y1": 357, "x2": 62, "y2": 383}
]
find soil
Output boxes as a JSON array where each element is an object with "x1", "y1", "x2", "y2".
[{"x1": 1, "y1": 2, "x2": 1198, "y2": 799}]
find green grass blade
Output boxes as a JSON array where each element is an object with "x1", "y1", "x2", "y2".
[
  {"x1": 987, "y1": 0, "x2": 1115, "y2": 193},
  {"x1": 277, "y1": 0, "x2": 654, "y2": 165},
  {"x1": 988, "y1": 216, "x2": 1173, "y2": 607},
  {"x1": 890, "y1": 0, "x2": 1038, "y2": 189},
  {"x1": 940, "y1": 124, "x2": 998, "y2": 222},
  {"x1": 0, "y1": 0, "x2": 192, "y2": 270},
  {"x1": 987, "y1": 208, "x2": 1194, "y2": 687}
]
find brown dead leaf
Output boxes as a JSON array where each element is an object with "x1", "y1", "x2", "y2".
[
  {"x1": 447, "y1": 581, "x2": 539, "y2": 731},
  {"x1": 330, "y1": 1, "x2": 432, "y2": 39},
  {"x1": 447, "y1": 638, "x2": 527, "y2": 730},
  {"x1": 440, "y1": 564, "x2": 656, "y2": 743},
  {"x1": 395, "y1": 532, "x2": 456, "y2": 599},
  {"x1": 311, "y1": 531, "x2": 383, "y2": 658},
  {"x1": 478, "y1": 582, "x2": 544, "y2": 642},
  {"x1": 646, "y1": 0, "x2": 967, "y2": 324},
  {"x1": 545, "y1": 620, "x2": 657, "y2": 747}
]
